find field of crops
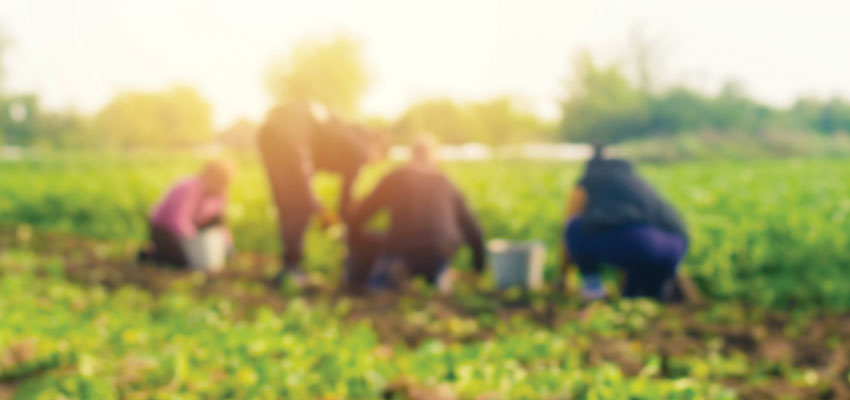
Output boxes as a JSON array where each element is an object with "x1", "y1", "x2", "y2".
[{"x1": 2, "y1": 154, "x2": 850, "y2": 399}]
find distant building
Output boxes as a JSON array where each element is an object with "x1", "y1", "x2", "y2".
[
  {"x1": 389, "y1": 143, "x2": 494, "y2": 161},
  {"x1": 0, "y1": 145, "x2": 26, "y2": 161},
  {"x1": 439, "y1": 143, "x2": 493, "y2": 161},
  {"x1": 517, "y1": 143, "x2": 593, "y2": 161},
  {"x1": 388, "y1": 142, "x2": 592, "y2": 162}
]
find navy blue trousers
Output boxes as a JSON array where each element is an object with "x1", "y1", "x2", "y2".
[{"x1": 565, "y1": 217, "x2": 688, "y2": 299}]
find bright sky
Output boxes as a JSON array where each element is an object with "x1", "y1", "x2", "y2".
[{"x1": 2, "y1": 0, "x2": 849, "y2": 129}]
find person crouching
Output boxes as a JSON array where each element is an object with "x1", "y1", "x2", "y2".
[
  {"x1": 140, "y1": 158, "x2": 237, "y2": 272},
  {"x1": 346, "y1": 135, "x2": 485, "y2": 293},
  {"x1": 562, "y1": 145, "x2": 689, "y2": 301}
]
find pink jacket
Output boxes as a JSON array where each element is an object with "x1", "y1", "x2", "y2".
[{"x1": 150, "y1": 177, "x2": 226, "y2": 239}]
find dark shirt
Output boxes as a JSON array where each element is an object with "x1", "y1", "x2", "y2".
[
  {"x1": 258, "y1": 104, "x2": 368, "y2": 215},
  {"x1": 578, "y1": 158, "x2": 688, "y2": 239},
  {"x1": 349, "y1": 164, "x2": 486, "y2": 271},
  {"x1": 310, "y1": 120, "x2": 369, "y2": 177}
]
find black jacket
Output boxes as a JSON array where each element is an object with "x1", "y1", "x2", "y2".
[{"x1": 578, "y1": 158, "x2": 688, "y2": 239}]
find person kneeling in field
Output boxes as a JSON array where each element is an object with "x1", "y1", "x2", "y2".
[
  {"x1": 139, "y1": 158, "x2": 237, "y2": 272},
  {"x1": 561, "y1": 145, "x2": 694, "y2": 301},
  {"x1": 347, "y1": 135, "x2": 486, "y2": 293}
]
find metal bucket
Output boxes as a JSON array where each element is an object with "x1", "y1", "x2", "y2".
[{"x1": 487, "y1": 239, "x2": 546, "y2": 290}]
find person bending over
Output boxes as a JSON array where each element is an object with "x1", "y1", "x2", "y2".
[
  {"x1": 562, "y1": 145, "x2": 689, "y2": 301},
  {"x1": 257, "y1": 102, "x2": 384, "y2": 286},
  {"x1": 142, "y1": 158, "x2": 237, "y2": 271},
  {"x1": 347, "y1": 135, "x2": 485, "y2": 292}
]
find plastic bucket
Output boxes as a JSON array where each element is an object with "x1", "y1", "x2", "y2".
[
  {"x1": 182, "y1": 227, "x2": 227, "y2": 272},
  {"x1": 487, "y1": 239, "x2": 546, "y2": 290}
]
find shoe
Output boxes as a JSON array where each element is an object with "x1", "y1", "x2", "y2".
[
  {"x1": 137, "y1": 249, "x2": 153, "y2": 263},
  {"x1": 663, "y1": 273, "x2": 703, "y2": 304},
  {"x1": 276, "y1": 267, "x2": 310, "y2": 289},
  {"x1": 580, "y1": 275, "x2": 607, "y2": 301}
]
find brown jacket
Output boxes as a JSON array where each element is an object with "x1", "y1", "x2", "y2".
[{"x1": 349, "y1": 164, "x2": 485, "y2": 271}]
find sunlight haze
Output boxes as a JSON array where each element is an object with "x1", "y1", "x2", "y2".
[{"x1": 2, "y1": 0, "x2": 849, "y2": 128}]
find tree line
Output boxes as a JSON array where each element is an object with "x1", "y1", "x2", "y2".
[
  {"x1": 2, "y1": 31, "x2": 850, "y2": 149},
  {"x1": 561, "y1": 50, "x2": 850, "y2": 145}
]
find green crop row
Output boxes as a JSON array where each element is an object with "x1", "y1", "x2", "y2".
[{"x1": 2, "y1": 155, "x2": 850, "y2": 307}]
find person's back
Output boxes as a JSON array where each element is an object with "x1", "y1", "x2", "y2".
[
  {"x1": 562, "y1": 148, "x2": 689, "y2": 300},
  {"x1": 580, "y1": 158, "x2": 687, "y2": 239},
  {"x1": 150, "y1": 177, "x2": 228, "y2": 241},
  {"x1": 348, "y1": 135, "x2": 485, "y2": 288},
  {"x1": 310, "y1": 119, "x2": 370, "y2": 178},
  {"x1": 376, "y1": 164, "x2": 471, "y2": 256}
]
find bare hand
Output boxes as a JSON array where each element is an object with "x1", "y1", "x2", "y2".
[{"x1": 318, "y1": 208, "x2": 341, "y2": 230}]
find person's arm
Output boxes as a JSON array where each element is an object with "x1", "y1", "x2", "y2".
[
  {"x1": 455, "y1": 191, "x2": 485, "y2": 273},
  {"x1": 339, "y1": 167, "x2": 360, "y2": 221},
  {"x1": 195, "y1": 192, "x2": 229, "y2": 230},
  {"x1": 565, "y1": 185, "x2": 587, "y2": 220},
  {"x1": 348, "y1": 172, "x2": 395, "y2": 232},
  {"x1": 337, "y1": 123, "x2": 372, "y2": 220},
  {"x1": 169, "y1": 182, "x2": 204, "y2": 239},
  {"x1": 559, "y1": 185, "x2": 588, "y2": 289},
  {"x1": 197, "y1": 214, "x2": 223, "y2": 230}
]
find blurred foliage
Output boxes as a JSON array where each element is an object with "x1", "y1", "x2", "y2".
[
  {"x1": 787, "y1": 97, "x2": 850, "y2": 134},
  {"x1": 3, "y1": 27, "x2": 850, "y2": 150},
  {"x1": 560, "y1": 51, "x2": 652, "y2": 144},
  {"x1": 558, "y1": 51, "x2": 850, "y2": 145},
  {"x1": 0, "y1": 95, "x2": 89, "y2": 148},
  {"x1": 0, "y1": 87, "x2": 211, "y2": 149},
  {"x1": 91, "y1": 86, "x2": 213, "y2": 148},
  {"x1": 0, "y1": 250, "x2": 746, "y2": 399},
  {"x1": 0, "y1": 26, "x2": 211, "y2": 149},
  {"x1": 0, "y1": 28, "x2": 89, "y2": 148},
  {"x1": 616, "y1": 131, "x2": 850, "y2": 163},
  {"x1": 0, "y1": 26, "x2": 8, "y2": 92},
  {"x1": 265, "y1": 34, "x2": 368, "y2": 117},
  {"x1": 393, "y1": 97, "x2": 550, "y2": 145}
]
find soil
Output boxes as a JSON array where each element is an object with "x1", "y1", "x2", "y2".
[{"x1": 2, "y1": 229, "x2": 850, "y2": 399}]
